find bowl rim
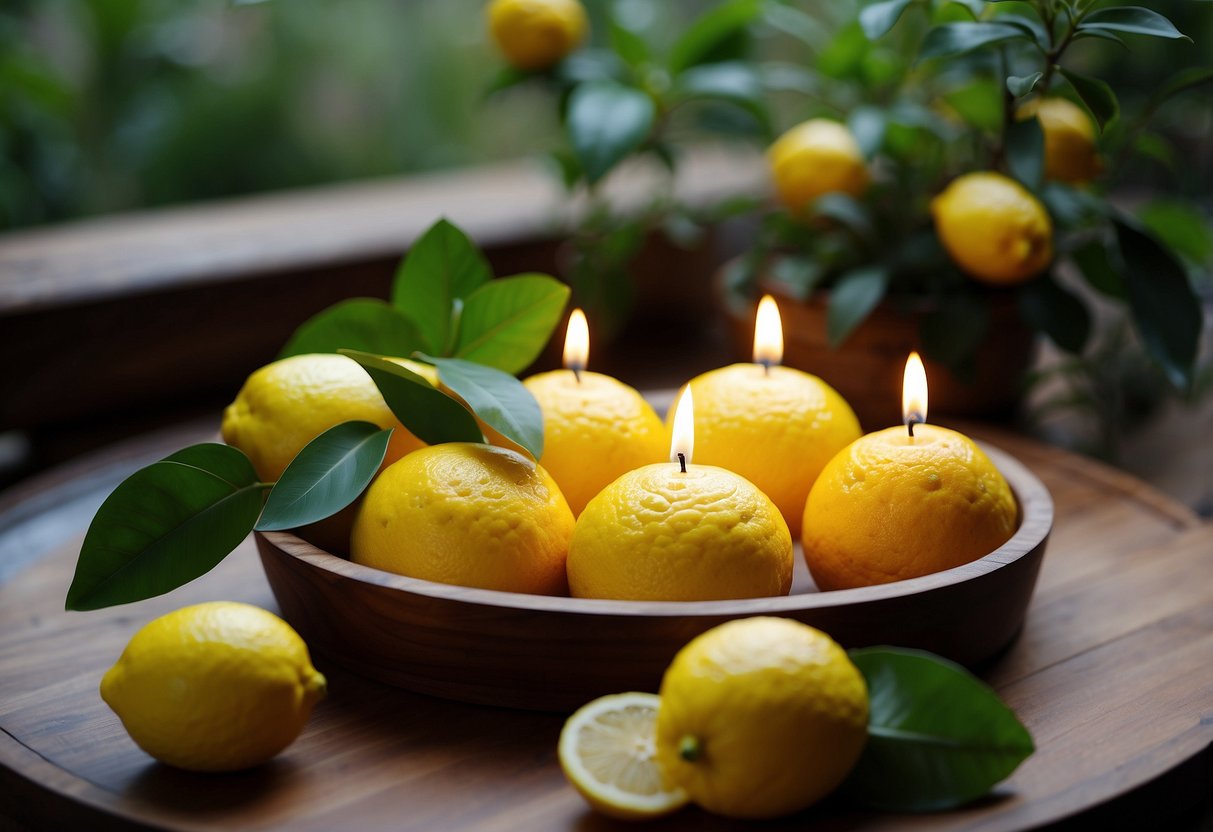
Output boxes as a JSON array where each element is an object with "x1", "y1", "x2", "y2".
[{"x1": 259, "y1": 441, "x2": 1053, "y2": 618}]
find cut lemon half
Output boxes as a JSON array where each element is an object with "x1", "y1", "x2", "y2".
[{"x1": 558, "y1": 692, "x2": 689, "y2": 820}]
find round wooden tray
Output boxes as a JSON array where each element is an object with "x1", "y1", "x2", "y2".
[{"x1": 258, "y1": 443, "x2": 1052, "y2": 711}]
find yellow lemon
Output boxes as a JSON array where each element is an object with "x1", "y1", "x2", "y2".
[
  {"x1": 768, "y1": 119, "x2": 869, "y2": 214},
  {"x1": 567, "y1": 462, "x2": 792, "y2": 601},
  {"x1": 931, "y1": 171, "x2": 1053, "y2": 285},
  {"x1": 351, "y1": 442, "x2": 574, "y2": 595},
  {"x1": 655, "y1": 617, "x2": 869, "y2": 819},
  {"x1": 802, "y1": 424, "x2": 1018, "y2": 590},
  {"x1": 559, "y1": 692, "x2": 690, "y2": 820},
  {"x1": 100, "y1": 602, "x2": 326, "y2": 772},
  {"x1": 524, "y1": 370, "x2": 666, "y2": 515},
  {"x1": 671, "y1": 364, "x2": 862, "y2": 537},
  {"x1": 1018, "y1": 97, "x2": 1102, "y2": 184},
  {"x1": 487, "y1": 0, "x2": 587, "y2": 71}
]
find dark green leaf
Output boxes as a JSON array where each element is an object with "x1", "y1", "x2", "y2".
[
  {"x1": 919, "y1": 22, "x2": 1026, "y2": 60},
  {"x1": 814, "y1": 193, "x2": 875, "y2": 240},
  {"x1": 1018, "y1": 273, "x2": 1091, "y2": 353},
  {"x1": 990, "y1": 6, "x2": 1049, "y2": 46},
  {"x1": 278, "y1": 299, "x2": 427, "y2": 360},
  {"x1": 1137, "y1": 200, "x2": 1213, "y2": 267},
  {"x1": 668, "y1": 0, "x2": 760, "y2": 73},
  {"x1": 1132, "y1": 133, "x2": 1177, "y2": 172},
  {"x1": 759, "y1": 62, "x2": 822, "y2": 96},
  {"x1": 66, "y1": 445, "x2": 263, "y2": 610},
  {"x1": 769, "y1": 256, "x2": 826, "y2": 301},
  {"x1": 391, "y1": 219, "x2": 493, "y2": 354},
  {"x1": 1006, "y1": 115, "x2": 1044, "y2": 189},
  {"x1": 848, "y1": 106, "x2": 887, "y2": 159},
  {"x1": 920, "y1": 291, "x2": 989, "y2": 375},
  {"x1": 566, "y1": 81, "x2": 656, "y2": 184},
  {"x1": 256, "y1": 422, "x2": 391, "y2": 532},
  {"x1": 1059, "y1": 67, "x2": 1119, "y2": 130},
  {"x1": 1039, "y1": 181, "x2": 1106, "y2": 229},
  {"x1": 340, "y1": 349, "x2": 483, "y2": 445},
  {"x1": 1070, "y1": 237, "x2": 1126, "y2": 299},
  {"x1": 843, "y1": 647, "x2": 1035, "y2": 811},
  {"x1": 1080, "y1": 7, "x2": 1189, "y2": 40},
  {"x1": 454, "y1": 274, "x2": 571, "y2": 374},
  {"x1": 1006, "y1": 71, "x2": 1042, "y2": 98},
  {"x1": 673, "y1": 62, "x2": 771, "y2": 136},
  {"x1": 1113, "y1": 218, "x2": 1202, "y2": 390},
  {"x1": 828, "y1": 267, "x2": 889, "y2": 347},
  {"x1": 555, "y1": 49, "x2": 629, "y2": 85},
  {"x1": 761, "y1": 2, "x2": 829, "y2": 49},
  {"x1": 1072, "y1": 27, "x2": 1126, "y2": 46},
  {"x1": 859, "y1": 0, "x2": 915, "y2": 40},
  {"x1": 425, "y1": 357, "x2": 544, "y2": 459},
  {"x1": 1148, "y1": 66, "x2": 1213, "y2": 109}
]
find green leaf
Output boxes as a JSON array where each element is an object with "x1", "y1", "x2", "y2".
[
  {"x1": 1137, "y1": 199, "x2": 1213, "y2": 267},
  {"x1": 255, "y1": 422, "x2": 392, "y2": 532},
  {"x1": 828, "y1": 266, "x2": 889, "y2": 347},
  {"x1": 814, "y1": 193, "x2": 875, "y2": 240},
  {"x1": 943, "y1": 79, "x2": 1002, "y2": 131},
  {"x1": 842, "y1": 647, "x2": 1035, "y2": 811},
  {"x1": 1072, "y1": 27, "x2": 1126, "y2": 46},
  {"x1": 607, "y1": 9, "x2": 652, "y2": 69},
  {"x1": 769, "y1": 256, "x2": 827, "y2": 301},
  {"x1": 1070, "y1": 238, "x2": 1126, "y2": 299},
  {"x1": 278, "y1": 299, "x2": 427, "y2": 359},
  {"x1": 848, "y1": 106, "x2": 887, "y2": 159},
  {"x1": 1080, "y1": 7, "x2": 1189, "y2": 41},
  {"x1": 391, "y1": 219, "x2": 493, "y2": 355},
  {"x1": 1148, "y1": 66, "x2": 1213, "y2": 110},
  {"x1": 340, "y1": 350, "x2": 484, "y2": 445},
  {"x1": 66, "y1": 445, "x2": 263, "y2": 610},
  {"x1": 1018, "y1": 273, "x2": 1091, "y2": 353},
  {"x1": 484, "y1": 66, "x2": 532, "y2": 97},
  {"x1": 565, "y1": 81, "x2": 656, "y2": 184},
  {"x1": 990, "y1": 6, "x2": 1049, "y2": 46},
  {"x1": 1059, "y1": 67, "x2": 1119, "y2": 130},
  {"x1": 674, "y1": 62, "x2": 771, "y2": 135},
  {"x1": 1006, "y1": 71, "x2": 1042, "y2": 98},
  {"x1": 424, "y1": 356, "x2": 544, "y2": 459},
  {"x1": 1113, "y1": 218, "x2": 1202, "y2": 390},
  {"x1": 859, "y1": 0, "x2": 915, "y2": 40},
  {"x1": 919, "y1": 22, "x2": 1026, "y2": 59},
  {"x1": 920, "y1": 291, "x2": 990, "y2": 377},
  {"x1": 454, "y1": 274, "x2": 571, "y2": 374},
  {"x1": 668, "y1": 0, "x2": 760, "y2": 73},
  {"x1": 1006, "y1": 115, "x2": 1044, "y2": 190}
]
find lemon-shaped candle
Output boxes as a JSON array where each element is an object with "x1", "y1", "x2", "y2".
[
  {"x1": 568, "y1": 388, "x2": 793, "y2": 601},
  {"x1": 673, "y1": 296, "x2": 861, "y2": 536},
  {"x1": 802, "y1": 353, "x2": 1018, "y2": 590}
]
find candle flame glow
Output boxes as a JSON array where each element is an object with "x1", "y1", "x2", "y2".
[
  {"x1": 903, "y1": 351, "x2": 928, "y2": 430},
  {"x1": 752, "y1": 295, "x2": 783, "y2": 367},
  {"x1": 563, "y1": 308, "x2": 589, "y2": 373},
  {"x1": 669, "y1": 386, "x2": 694, "y2": 467}
]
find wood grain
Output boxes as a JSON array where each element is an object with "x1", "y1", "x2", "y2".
[{"x1": 1, "y1": 423, "x2": 1210, "y2": 831}]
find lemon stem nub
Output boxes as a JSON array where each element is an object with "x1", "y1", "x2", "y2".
[{"x1": 679, "y1": 735, "x2": 701, "y2": 762}]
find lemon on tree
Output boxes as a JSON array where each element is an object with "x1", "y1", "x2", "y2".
[
  {"x1": 101, "y1": 602, "x2": 326, "y2": 772},
  {"x1": 768, "y1": 119, "x2": 869, "y2": 214},
  {"x1": 487, "y1": 0, "x2": 587, "y2": 72},
  {"x1": 1018, "y1": 97, "x2": 1101, "y2": 185}
]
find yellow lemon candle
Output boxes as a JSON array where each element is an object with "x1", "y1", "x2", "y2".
[
  {"x1": 524, "y1": 309, "x2": 666, "y2": 515},
  {"x1": 568, "y1": 388, "x2": 793, "y2": 601},
  {"x1": 673, "y1": 296, "x2": 861, "y2": 536},
  {"x1": 802, "y1": 353, "x2": 1018, "y2": 590}
]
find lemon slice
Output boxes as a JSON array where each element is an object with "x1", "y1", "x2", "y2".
[{"x1": 558, "y1": 692, "x2": 689, "y2": 820}]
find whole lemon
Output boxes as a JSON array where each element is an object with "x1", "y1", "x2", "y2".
[
  {"x1": 802, "y1": 425, "x2": 1018, "y2": 590},
  {"x1": 768, "y1": 119, "x2": 869, "y2": 214},
  {"x1": 524, "y1": 370, "x2": 666, "y2": 515},
  {"x1": 567, "y1": 462, "x2": 792, "y2": 601},
  {"x1": 351, "y1": 443, "x2": 574, "y2": 595},
  {"x1": 487, "y1": 0, "x2": 587, "y2": 71},
  {"x1": 1018, "y1": 97, "x2": 1101, "y2": 184},
  {"x1": 931, "y1": 172, "x2": 1053, "y2": 285},
  {"x1": 100, "y1": 602, "x2": 326, "y2": 772},
  {"x1": 671, "y1": 364, "x2": 861, "y2": 537},
  {"x1": 655, "y1": 617, "x2": 869, "y2": 819}
]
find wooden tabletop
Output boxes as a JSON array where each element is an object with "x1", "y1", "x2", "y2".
[{"x1": 1, "y1": 420, "x2": 1211, "y2": 831}]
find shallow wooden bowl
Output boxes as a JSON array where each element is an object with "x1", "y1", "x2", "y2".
[{"x1": 257, "y1": 443, "x2": 1051, "y2": 712}]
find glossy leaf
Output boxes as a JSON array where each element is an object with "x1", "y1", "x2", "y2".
[
  {"x1": 566, "y1": 81, "x2": 656, "y2": 184},
  {"x1": 1070, "y1": 238, "x2": 1126, "y2": 299},
  {"x1": 1006, "y1": 71, "x2": 1042, "y2": 98},
  {"x1": 1006, "y1": 115, "x2": 1044, "y2": 190},
  {"x1": 919, "y1": 22, "x2": 1026, "y2": 60},
  {"x1": 842, "y1": 647, "x2": 1035, "y2": 811},
  {"x1": 668, "y1": 0, "x2": 760, "y2": 73},
  {"x1": 340, "y1": 350, "x2": 483, "y2": 445},
  {"x1": 391, "y1": 219, "x2": 493, "y2": 354},
  {"x1": 66, "y1": 445, "x2": 263, "y2": 610},
  {"x1": 848, "y1": 106, "x2": 886, "y2": 158},
  {"x1": 828, "y1": 266, "x2": 889, "y2": 347},
  {"x1": 278, "y1": 298, "x2": 427, "y2": 359},
  {"x1": 814, "y1": 193, "x2": 875, "y2": 240},
  {"x1": 673, "y1": 62, "x2": 771, "y2": 136},
  {"x1": 454, "y1": 274, "x2": 570, "y2": 374},
  {"x1": 991, "y1": 7, "x2": 1049, "y2": 46},
  {"x1": 256, "y1": 422, "x2": 392, "y2": 531},
  {"x1": 425, "y1": 356, "x2": 544, "y2": 459},
  {"x1": 1060, "y1": 67, "x2": 1119, "y2": 130},
  {"x1": 1080, "y1": 7, "x2": 1189, "y2": 41},
  {"x1": 859, "y1": 0, "x2": 915, "y2": 40},
  {"x1": 1018, "y1": 273, "x2": 1091, "y2": 353},
  {"x1": 1137, "y1": 199, "x2": 1213, "y2": 267}
]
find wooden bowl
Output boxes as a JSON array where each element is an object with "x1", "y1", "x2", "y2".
[{"x1": 257, "y1": 443, "x2": 1051, "y2": 712}]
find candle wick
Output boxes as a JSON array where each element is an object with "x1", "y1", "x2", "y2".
[
  {"x1": 760, "y1": 359, "x2": 771, "y2": 377},
  {"x1": 572, "y1": 367, "x2": 582, "y2": 384},
  {"x1": 906, "y1": 416, "x2": 921, "y2": 438},
  {"x1": 677, "y1": 452, "x2": 687, "y2": 474}
]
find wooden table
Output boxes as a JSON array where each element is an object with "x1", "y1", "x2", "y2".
[{"x1": 1, "y1": 420, "x2": 1210, "y2": 831}]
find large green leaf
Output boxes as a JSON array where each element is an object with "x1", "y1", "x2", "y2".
[
  {"x1": 1060, "y1": 68, "x2": 1119, "y2": 130},
  {"x1": 828, "y1": 266, "x2": 889, "y2": 347},
  {"x1": 920, "y1": 291, "x2": 990, "y2": 379},
  {"x1": 919, "y1": 22, "x2": 1026, "y2": 59},
  {"x1": 256, "y1": 422, "x2": 392, "y2": 532},
  {"x1": 1080, "y1": 7, "x2": 1189, "y2": 40},
  {"x1": 65, "y1": 445, "x2": 264, "y2": 611},
  {"x1": 859, "y1": 0, "x2": 915, "y2": 40},
  {"x1": 390, "y1": 219, "x2": 493, "y2": 354},
  {"x1": 1018, "y1": 273, "x2": 1091, "y2": 353},
  {"x1": 1006, "y1": 115, "x2": 1044, "y2": 190},
  {"x1": 842, "y1": 648, "x2": 1035, "y2": 811},
  {"x1": 668, "y1": 0, "x2": 761, "y2": 73},
  {"x1": 278, "y1": 298, "x2": 427, "y2": 359},
  {"x1": 673, "y1": 62, "x2": 772, "y2": 136},
  {"x1": 1137, "y1": 199, "x2": 1213, "y2": 267},
  {"x1": 340, "y1": 350, "x2": 484, "y2": 445},
  {"x1": 1006, "y1": 72, "x2": 1042, "y2": 98},
  {"x1": 454, "y1": 274, "x2": 570, "y2": 375},
  {"x1": 1069, "y1": 238, "x2": 1125, "y2": 299},
  {"x1": 426, "y1": 356, "x2": 544, "y2": 460},
  {"x1": 566, "y1": 81, "x2": 656, "y2": 184}
]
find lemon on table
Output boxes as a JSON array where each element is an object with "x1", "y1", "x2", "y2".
[
  {"x1": 768, "y1": 119, "x2": 869, "y2": 214},
  {"x1": 931, "y1": 172, "x2": 1053, "y2": 286},
  {"x1": 487, "y1": 0, "x2": 587, "y2": 71},
  {"x1": 1018, "y1": 97, "x2": 1101, "y2": 184},
  {"x1": 100, "y1": 602, "x2": 326, "y2": 772},
  {"x1": 351, "y1": 442, "x2": 574, "y2": 595},
  {"x1": 559, "y1": 692, "x2": 690, "y2": 821},
  {"x1": 655, "y1": 617, "x2": 869, "y2": 819}
]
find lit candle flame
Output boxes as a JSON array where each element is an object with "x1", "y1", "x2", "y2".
[
  {"x1": 669, "y1": 386, "x2": 694, "y2": 470},
  {"x1": 563, "y1": 308, "x2": 589, "y2": 377},
  {"x1": 752, "y1": 295, "x2": 783, "y2": 369},
  {"x1": 903, "y1": 352, "x2": 928, "y2": 436}
]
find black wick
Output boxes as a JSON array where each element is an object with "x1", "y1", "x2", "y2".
[
  {"x1": 677, "y1": 452, "x2": 687, "y2": 473},
  {"x1": 906, "y1": 416, "x2": 922, "y2": 438}
]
